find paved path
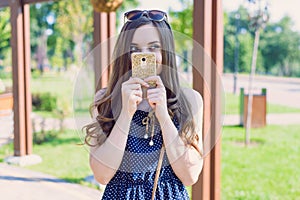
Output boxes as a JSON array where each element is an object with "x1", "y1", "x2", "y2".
[
  {"x1": 0, "y1": 163, "x2": 102, "y2": 200},
  {"x1": 222, "y1": 73, "x2": 300, "y2": 108}
]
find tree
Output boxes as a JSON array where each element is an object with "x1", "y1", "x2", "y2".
[
  {"x1": 169, "y1": 1, "x2": 193, "y2": 50},
  {"x1": 223, "y1": 6, "x2": 263, "y2": 74},
  {"x1": 260, "y1": 16, "x2": 300, "y2": 76},
  {"x1": 116, "y1": 0, "x2": 139, "y2": 29},
  {"x1": 30, "y1": 3, "x2": 56, "y2": 73},
  {"x1": 168, "y1": 0, "x2": 193, "y2": 72},
  {"x1": 54, "y1": 0, "x2": 93, "y2": 69}
]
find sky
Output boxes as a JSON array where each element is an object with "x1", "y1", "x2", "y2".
[{"x1": 137, "y1": 0, "x2": 300, "y2": 32}]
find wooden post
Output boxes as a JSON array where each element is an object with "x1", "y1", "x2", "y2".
[
  {"x1": 192, "y1": 0, "x2": 212, "y2": 199},
  {"x1": 10, "y1": 0, "x2": 32, "y2": 156},
  {"x1": 192, "y1": 0, "x2": 223, "y2": 199},
  {"x1": 211, "y1": 0, "x2": 223, "y2": 198},
  {"x1": 23, "y1": 4, "x2": 32, "y2": 155},
  {"x1": 93, "y1": 12, "x2": 116, "y2": 91}
]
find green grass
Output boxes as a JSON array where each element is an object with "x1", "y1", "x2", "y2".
[
  {"x1": 0, "y1": 142, "x2": 13, "y2": 162},
  {"x1": 1, "y1": 125, "x2": 300, "y2": 199},
  {"x1": 222, "y1": 125, "x2": 300, "y2": 199},
  {"x1": 224, "y1": 93, "x2": 300, "y2": 115},
  {"x1": 0, "y1": 129, "x2": 94, "y2": 187},
  {"x1": 25, "y1": 130, "x2": 92, "y2": 185},
  {"x1": 2, "y1": 71, "x2": 93, "y2": 118}
]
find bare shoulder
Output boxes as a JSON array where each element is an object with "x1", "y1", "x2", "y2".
[{"x1": 182, "y1": 88, "x2": 203, "y2": 108}]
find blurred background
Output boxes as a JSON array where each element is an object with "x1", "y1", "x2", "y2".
[{"x1": 0, "y1": 0, "x2": 299, "y2": 199}]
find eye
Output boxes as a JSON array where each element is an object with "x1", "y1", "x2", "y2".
[
  {"x1": 130, "y1": 45, "x2": 141, "y2": 53},
  {"x1": 148, "y1": 44, "x2": 161, "y2": 52}
]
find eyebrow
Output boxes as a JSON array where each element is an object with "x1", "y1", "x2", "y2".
[{"x1": 130, "y1": 41, "x2": 161, "y2": 46}]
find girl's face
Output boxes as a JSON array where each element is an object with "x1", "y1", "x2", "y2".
[{"x1": 130, "y1": 24, "x2": 163, "y2": 74}]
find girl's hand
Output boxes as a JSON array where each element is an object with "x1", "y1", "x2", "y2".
[
  {"x1": 121, "y1": 77, "x2": 149, "y2": 117},
  {"x1": 144, "y1": 76, "x2": 169, "y2": 121}
]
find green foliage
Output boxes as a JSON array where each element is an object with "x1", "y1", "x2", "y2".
[
  {"x1": 0, "y1": 8, "x2": 11, "y2": 61},
  {"x1": 33, "y1": 130, "x2": 60, "y2": 145},
  {"x1": 32, "y1": 92, "x2": 57, "y2": 112},
  {"x1": 0, "y1": 68, "x2": 11, "y2": 79},
  {"x1": 169, "y1": 1, "x2": 193, "y2": 55},
  {"x1": 116, "y1": 0, "x2": 140, "y2": 29},
  {"x1": 30, "y1": 3, "x2": 55, "y2": 71},
  {"x1": 224, "y1": 6, "x2": 300, "y2": 77},
  {"x1": 0, "y1": 142, "x2": 13, "y2": 162},
  {"x1": 260, "y1": 16, "x2": 300, "y2": 76},
  {"x1": 224, "y1": 6, "x2": 255, "y2": 73},
  {"x1": 54, "y1": 0, "x2": 93, "y2": 67}
]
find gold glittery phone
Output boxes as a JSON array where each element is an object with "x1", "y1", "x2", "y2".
[{"x1": 131, "y1": 52, "x2": 156, "y2": 88}]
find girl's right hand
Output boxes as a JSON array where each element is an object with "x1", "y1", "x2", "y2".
[{"x1": 121, "y1": 77, "x2": 149, "y2": 117}]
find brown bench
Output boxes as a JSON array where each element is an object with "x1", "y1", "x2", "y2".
[{"x1": 0, "y1": 92, "x2": 13, "y2": 116}]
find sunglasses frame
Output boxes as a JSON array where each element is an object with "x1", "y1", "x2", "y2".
[{"x1": 124, "y1": 10, "x2": 168, "y2": 23}]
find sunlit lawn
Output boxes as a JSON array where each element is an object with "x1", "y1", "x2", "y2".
[
  {"x1": 221, "y1": 125, "x2": 300, "y2": 199},
  {"x1": 0, "y1": 129, "x2": 94, "y2": 187},
  {"x1": 1, "y1": 125, "x2": 299, "y2": 199}
]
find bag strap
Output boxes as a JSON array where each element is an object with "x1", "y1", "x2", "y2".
[{"x1": 151, "y1": 145, "x2": 165, "y2": 200}]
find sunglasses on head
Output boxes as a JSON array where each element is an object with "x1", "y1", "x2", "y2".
[{"x1": 124, "y1": 10, "x2": 168, "y2": 23}]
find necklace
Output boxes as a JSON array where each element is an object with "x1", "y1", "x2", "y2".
[{"x1": 142, "y1": 110, "x2": 155, "y2": 146}]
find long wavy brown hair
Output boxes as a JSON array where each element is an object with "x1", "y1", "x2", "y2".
[{"x1": 84, "y1": 16, "x2": 200, "y2": 152}]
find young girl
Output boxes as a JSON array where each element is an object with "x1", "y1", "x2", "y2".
[{"x1": 84, "y1": 10, "x2": 203, "y2": 200}]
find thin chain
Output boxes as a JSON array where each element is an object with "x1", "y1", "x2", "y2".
[{"x1": 142, "y1": 110, "x2": 156, "y2": 146}]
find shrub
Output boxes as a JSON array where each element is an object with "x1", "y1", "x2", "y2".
[
  {"x1": 32, "y1": 92, "x2": 57, "y2": 111},
  {"x1": 33, "y1": 130, "x2": 60, "y2": 145}
]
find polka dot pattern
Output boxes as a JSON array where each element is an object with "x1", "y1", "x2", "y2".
[{"x1": 101, "y1": 110, "x2": 190, "y2": 199}]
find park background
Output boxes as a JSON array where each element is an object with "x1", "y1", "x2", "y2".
[{"x1": 0, "y1": 0, "x2": 299, "y2": 199}]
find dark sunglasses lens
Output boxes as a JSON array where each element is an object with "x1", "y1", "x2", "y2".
[
  {"x1": 126, "y1": 11, "x2": 143, "y2": 20},
  {"x1": 148, "y1": 11, "x2": 165, "y2": 21}
]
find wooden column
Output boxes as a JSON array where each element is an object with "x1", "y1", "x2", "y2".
[
  {"x1": 192, "y1": 0, "x2": 223, "y2": 199},
  {"x1": 211, "y1": 0, "x2": 223, "y2": 199},
  {"x1": 10, "y1": 1, "x2": 32, "y2": 156},
  {"x1": 93, "y1": 12, "x2": 116, "y2": 91}
]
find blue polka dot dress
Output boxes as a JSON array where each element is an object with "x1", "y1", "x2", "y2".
[{"x1": 101, "y1": 110, "x2": 190, "y2": 200}]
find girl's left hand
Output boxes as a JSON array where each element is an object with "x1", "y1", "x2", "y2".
[{"x1": 144, "y1": 76, "x2": 169, "y2": 121}]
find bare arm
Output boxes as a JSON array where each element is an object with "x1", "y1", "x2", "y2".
[
  {"x1": 144, "y1": 76, "x2": 203, "y2": 186},
  {"x1": 89, "y1": 110, "x2": 131, "y2": 185},
  {"x1": 89, "y1": 78, "x2": 148, "y2": 185},
  {"x1": 159, "y1": 89, "x2": 203, "y2": 186}
]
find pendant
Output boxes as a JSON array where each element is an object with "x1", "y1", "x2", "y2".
[
  {"x1": 149, "y1": 140, "x2": 154, "y2": 146},
  {"x1": 144, "y1": 134, "x2": 148, "y2": 139}
]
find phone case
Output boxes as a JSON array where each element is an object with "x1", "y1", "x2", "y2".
[{"x1": 131, "y1": 52, "x2": 156, "y2": 87}]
